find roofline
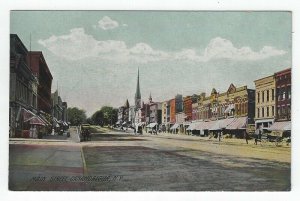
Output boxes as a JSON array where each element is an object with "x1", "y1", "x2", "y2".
[
  {"x1": 10, "y1": 34, "x2": 28, "y2": 53},
  {"x1": 28, "y1": 51, "x2": 53, "y2": 80}
]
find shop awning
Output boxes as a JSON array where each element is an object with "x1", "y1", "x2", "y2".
[
  {"x1": 39, "y1": 114, "x2": 51, "y2": 126},
  {"x1": 193, "y1": 121, "x2": 205, "y2": 130},
  {"x1": 187, "y1": 122, "x2": 198, "y2": 130},
  {"x1": 53, "y1": 118, "x2": 59, "y2": 124},
  {"x1": 203, "y1": 121, "x2": 219, "y2": 130},
  {"x1": 28, "y1": 116, "x2": 46, "y2": 126},
  {"x1": 183, "y1": 122, "x2": 191, "y2": 126},
  {"x1": 22, "y1": 108, "x2": 36, "y2": 122},
  {"x1": 147, "y1": 123, "x2": 158, "y2": 128},
  {"x1": 170, "y1": 123, "x2": 179, "y2": 130},
  {"x1": 226, "y1": 117, "x2": 248, "y2": 130},
  {"x1": 268, "y1": 121, "x2": 291, "y2": 131},
  {"x1": 255, "y1": 118, "x2": 275, "y2": 124},
  {"x1": 210, "y1": 118, "x2": 235, "y2": 130}
]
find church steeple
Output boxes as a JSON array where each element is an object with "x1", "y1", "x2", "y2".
[
  {"x1": 135, "y1": 68, "x2": 141, "y2": 109},
  {"x1": 149, "y1": 92, "x2": 152, "y2": 103}
]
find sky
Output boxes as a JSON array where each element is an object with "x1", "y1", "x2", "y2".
[{"x1": 10, "y1": 11, "x2": 292, "y2": 117}]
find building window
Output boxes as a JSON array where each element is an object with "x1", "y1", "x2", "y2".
[
  {"x1": 277, "y1": 88, "x2": 281, "y2": 101},
  {"x1": 267, "y1": 107, "x2": 269, "y2": 117},
  {"x1": 272, "y1": 106, "x2": 275, "y2": 117},
  {"x1": 262, "y1": 91, "x2": 265, "y2": 102},
  {"x1": 257, "y1": 108, "x2": 260, "y2": 118},
  {"x1": 288, "y1": 87, "x2": 291, "y2": 100},
  {"x1": 257, "y1": 92, "x2": 260, "y2": 103},
  {"x1": 283, "y1": 90, "x2": 286, "y2": 100},
  {"x1": 282, "y1": 106, "x2": 286, "y2": 115},
  {"x1": 272, "y1": 89, "x2": 275, "y2": 101},
  {"x1": 262, "y1": 107, "x2": 264, "y2": 118},
  {"x1": 267, "y1": 90, "x2": 269, "y2": 102}
]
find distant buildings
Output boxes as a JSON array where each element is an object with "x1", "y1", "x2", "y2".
[
  {"x1": 112, "y1": 54, "x2": 291, "y2": 137},
  {"x1": 117, "y1": 99, "x2": 130, "y2": 125}
]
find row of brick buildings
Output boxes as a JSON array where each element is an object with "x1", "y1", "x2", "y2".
[
  {"x1": 117, "y1": 67, "x2": 291, "y2": 137},
  {"x1": 9, "y1": 34, "x2": 68, "y2": 138}
]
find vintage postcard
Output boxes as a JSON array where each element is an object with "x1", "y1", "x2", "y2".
[{"x1": 9, "y1": 11, "x2": 291, "y2": 191}]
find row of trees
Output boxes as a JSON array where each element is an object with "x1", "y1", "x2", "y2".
[
  {"x1": 67, "y1": 106, "x2": 118, "y2": 126},
  {"x1": 88, "y1": 106, "x2": 118, "y2": 126}
]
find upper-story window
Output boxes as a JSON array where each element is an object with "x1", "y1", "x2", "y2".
[
  {"x1": 262, "y1": 91, "x2": 265, "y2": 102},
  {"x1": 272, "y1": 89, "x2": 275, "y2": 101},
  {"x1": 257, "y1": 92, "x2": 260, "y2": 103},
  {"x1": 266, "y1": 90, "x2": 269, "y2": 102}
]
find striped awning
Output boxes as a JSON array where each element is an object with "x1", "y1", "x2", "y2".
[
  {"x1": 210, "y1": 118, "x2": 235, "y2": 130},
  {"x1": 268, "y1": 121, "x2": 291, "y2": 131},
  {"x1": 170, "y1": 123, "x2": 179, "y2": 130},
  {"x1": 226, "y1": 117, "x2": 248, "y2": 130},
  {"x1": 28, "y1": 116, "x2": 46, "y2": 126},
  {"x1": 147, "y1": 123, "x2": 158, "y2": 128},
  {"x1": 22, "y1": 108, "x2": 36, "y2": 122},
  {"x1": 194, "y1": 121, "x2": 219, "y2": 130},
  {"x1": 186, "y1": 122, "x2": 197, "y2": 130}
]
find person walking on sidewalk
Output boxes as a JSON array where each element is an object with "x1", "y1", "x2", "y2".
[
  {"x1": 244, "y1": 130, "x2": 249, "y2": 144},
  {"x1": 218, "y1": 131, "x2": 223, "y2": 142}
]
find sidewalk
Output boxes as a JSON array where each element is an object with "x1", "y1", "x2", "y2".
[
  {"x1": 143, "y1": 131, "x2": 291, "y2": 149},
  {"x1": 9, "y1": 137, "x2": 69, "y2": 143}
]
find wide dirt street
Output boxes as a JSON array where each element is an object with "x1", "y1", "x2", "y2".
[{"x1": 9, "y1": 127, "x2": 291, "y2": 191}]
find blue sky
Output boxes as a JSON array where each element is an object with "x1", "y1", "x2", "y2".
[{"x1": 10, "y1": 11, "x2": 291, "y2": 116}]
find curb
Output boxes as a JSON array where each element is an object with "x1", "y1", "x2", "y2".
[{"x1": 80, "y1": 146, "x2": 88, "y2": 175}]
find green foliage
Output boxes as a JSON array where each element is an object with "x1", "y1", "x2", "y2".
[
  {"x1": 67, "y1": 107, "x2": 87, "y2": 126},
  {"x1": 91, "y1": 110, "x2": 104, "y2": 126},
  {"x1": 90, "y1": 106, "x2": 118, "y2": 126}
]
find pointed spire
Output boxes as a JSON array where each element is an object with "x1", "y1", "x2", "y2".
[
  {"x1": 135, "y1": 68, "x2": 141, "y2": 109},
  {"x1": 149, "y1": 92, "x2": 152, "y2": 103},
  {"x1": 125, "y1": 99, "x2": 130, "y2": 108},
  {"x1": 135, "y1": 68, "x2": 141, "y2": 99}
]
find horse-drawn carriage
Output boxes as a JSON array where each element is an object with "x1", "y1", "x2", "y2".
[
  {"x1": 253, "y1": 129, "x2": 291, "y2": 146},
  {"x1": 80, "y1": 124, "x2": 91, "y2": 142}
]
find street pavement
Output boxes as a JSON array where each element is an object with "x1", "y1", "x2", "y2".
[{"x1": 9, "y1": 127, "x2": 291, "y2": 191}]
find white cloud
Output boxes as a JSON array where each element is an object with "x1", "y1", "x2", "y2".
[
  {"x1": 38, "y1": 28, "x2": 287, "y2": 63},
  {"x1": 202, "y1": 37, "x2": 286, "y2": 61},
  {"x1": 96, "y1": 16, "x2": 119, "y2": 30}
]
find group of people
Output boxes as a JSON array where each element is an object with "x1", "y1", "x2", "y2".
[{"x1": 81, "y1": 128, "x2": 91, "y2": 141}]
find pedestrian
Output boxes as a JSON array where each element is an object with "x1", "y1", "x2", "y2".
[
  {"x1": 218, "y1": 131, "x2": 222, "y2": 142},
  {"x1": 255, "y1": 129, "x2": 262, "y2": 145},
  {"x1": 244, "y1": 130, "x2": 249, "y2": 144}
]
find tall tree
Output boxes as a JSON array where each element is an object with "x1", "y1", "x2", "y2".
[
  {"x1": 90, "y1": 106, "x2": 118, "y2": 126},
  {"x1": 91, "y1": 110, "x2": 104, "y2": 126},
  {"x1": 67, "y1": 107, "x2": 87, "y2": 126}
]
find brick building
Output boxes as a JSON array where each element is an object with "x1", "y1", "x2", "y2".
[{"x1": 27, "y1": 51, "x2": 53, "y2": 114}]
